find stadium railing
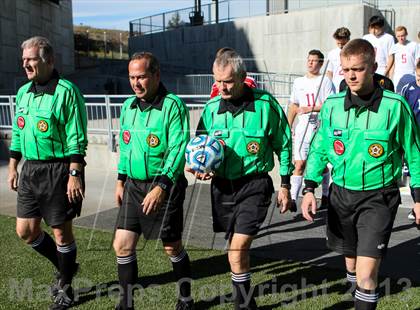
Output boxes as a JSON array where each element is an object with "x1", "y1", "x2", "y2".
[
  {"x1": 129, "y1": 0, "x2": 380, "y2": 37},
  {"x1": 0, "y1": 92, "x2": 290, "y2": 152}
]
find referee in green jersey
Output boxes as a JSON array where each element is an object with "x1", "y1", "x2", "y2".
[
  {"x1": 301, "y1": 39, "x2": 420, "y2": 310},
  {"x1": 190, "y1": 48, "x2": 294, "y2": 309},
  {"x1": 113, "y1": 52, "x2": 193, "y2": 310},
  {"x1": 8, "y1": 36, "x2": 87, "y2": 309}
]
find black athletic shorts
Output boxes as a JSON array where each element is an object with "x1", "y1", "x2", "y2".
[
  {"x1": 211, "y1": 173, "x2": 274, "y2": 239},
  {"x1": 116, "y1": 175, "x2": 188, "y2": 242},
  {"x1": 17, "y1": 160, "x2": 84, "y2": 227},
  {"x1": 326, "y1": 183, "x2": 401, "y2": 258}
]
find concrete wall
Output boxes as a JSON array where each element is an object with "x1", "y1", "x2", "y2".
[
  {"x1": 129, "y1": 3, "x2": 420, "y2": 76},
  {"x1": 392, "y1": 5, "x2": 420, "y2": 42},
  {"x1": 0, "y1": 0, "x2": 74, "y2": 94},
  {"x1": 128, "y1": 4, "x2": 370, "y2": 75}
]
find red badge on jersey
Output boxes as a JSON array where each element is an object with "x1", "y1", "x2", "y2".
[
  {"x1": 17, "y1": 116, "x2": 25, "y2": 129},
  {"x1": 122, "y1": 130, "x2": 131, "y2": 144},
  {"x1": 333, "y1": 140, "x2": 345, "y2": 155}
]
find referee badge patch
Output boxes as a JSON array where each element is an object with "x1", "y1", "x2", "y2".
[
  {"x1": 147, "y1": 134, "x2": 160, "y2": 148},
  {"x1": 368, "y1": 143, "x2": 384, "y2": 158},
  {"x1": 246, "y1": 141, "x2": 260, "y2": 154},
  {"x1": 122, "y1": 130, "x2": 131, "y2": 144},
  {"x1": 37, "y1": 120, "x2": 48, "y2": 132},
  {"x1": 333, "y1": 140, "x2": 345, "y2": 155},
  {"x1": 17, "y1": 116, "x2": 25, "y2": 129}
]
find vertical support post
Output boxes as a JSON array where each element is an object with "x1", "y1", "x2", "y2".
[{"x1": 105, "y1": 95, "x2": 114, "y2": 152}]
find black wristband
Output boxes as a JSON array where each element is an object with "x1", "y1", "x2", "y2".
[
  {"x1": 280, "y1": 175, "x2": 291, "y2": 185},
  {"x1": 302, "y1": 187, "x2": 315, "y2": 195},
  {"x1": 156, "y1": 175, "x2": 173, "y2": 192},
  {"x1": 69, "y1": 154, "x2": 85, "y2": 164},
  {"x1": 117, "y1": 173, "x2": 127, "y2": 182},
  {"x1": 10, "y1": 150, "x2": 22, "y2": 161},
  {"x1": 304, "y1": 179, "x2": 318, "y2": 189}
]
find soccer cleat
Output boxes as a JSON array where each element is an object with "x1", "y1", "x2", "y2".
[
  {"x1": 289, "y1": 200, "x2": 297, "y2": 213},
  {"x1": 318, "y1": 195, "x2": 329, "y2": 210},
  {"x1": 49, "y1": 287, "x2": 74, "y2": 310},
  {"x1": 408, "y1": 209, "x2": 415, "y2": 220},
  {"x1": 50, "y1": 263, "x2": 79, "y2": 298},
  {"x1": 175, "y1": 299, "x2": 195, "y2": 310}
]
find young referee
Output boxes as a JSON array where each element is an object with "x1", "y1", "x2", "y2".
[{"x1": 301, "y1": 39, "x2": 420, "y2": 310}]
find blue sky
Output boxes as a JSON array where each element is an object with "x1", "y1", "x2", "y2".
[{"x1": 73, "y1": 0, "x2": 212, "y2": 30}]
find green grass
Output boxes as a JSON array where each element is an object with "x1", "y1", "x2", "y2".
[{"x1": 0, "y1": 215, "x2": 418, "y2": 309}]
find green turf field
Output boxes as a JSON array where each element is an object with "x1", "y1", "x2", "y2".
[{"x1": 0, "y1": 215, "x2": 418, "y2": 309}]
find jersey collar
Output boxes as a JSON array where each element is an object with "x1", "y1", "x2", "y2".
[
  {"x1": 130, "y1": 82, "x2": 168, "y2": 111},
  {"x1": 218, "y1": 86, "x2": 255, "y2": 115},
  {"x1": 344, "y1": 83, "x2": 383, "y2": 113},
  {"x1": 27, "y1": 69, "x2": 59, "y2": 95}
]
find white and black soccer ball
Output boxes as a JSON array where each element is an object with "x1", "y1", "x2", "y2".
[{"x1": 185, "y1": 135, "x2": 224, "y2": 174}]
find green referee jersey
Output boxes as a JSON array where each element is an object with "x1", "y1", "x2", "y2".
[
  {"x1": 10, "y1": 71, "x2": 88, "y2": 161},
  {"x1": 305, "y1": 86, "x2": 420, "y2": 191},
  {"x1": 118, "y1": 84, "x2": 190, "y2": 184},
  {"x1": 197, "y1": 87, "x2": 294, "y2": 180}
]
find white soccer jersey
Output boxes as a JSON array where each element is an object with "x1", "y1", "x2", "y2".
[
  {"x1": 363, "y1": 33, "x2": 395, "y2": 75},
  {"x1": 390, "y1": 41, "x2": 420, "y2": 86},
  {"x1": 290, "y1": 75, "x2": 333, "y2": 160},
  {"x1": 327, "y1": 47, "x2": 344, "y2": 93}
]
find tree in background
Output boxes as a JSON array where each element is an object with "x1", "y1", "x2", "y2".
[{"x1": 167, "y1": 12, "x2": 185, "y2": 29}]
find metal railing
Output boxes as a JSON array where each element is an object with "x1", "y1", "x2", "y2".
[
  {"x1": 0, "y1": 95, "x2": 236, "y2": 150},
  {"x1": 129, "y1": 0, "x2": 380, "y2": 37},
  {"x1": 0, "y1": 92, "x2": 290, "y2": 151},
  {"x1": 176, "y1": 72, "x2": 299, "y2": 101}
]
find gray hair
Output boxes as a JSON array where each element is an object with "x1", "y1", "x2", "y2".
[
  {"x1": 21, "y1": 36, "x2": 54, "y2": 63},
  {"x1": 213, "y1": 48, "x2": 247, "y2": 81}
]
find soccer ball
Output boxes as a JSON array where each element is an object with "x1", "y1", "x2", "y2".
[{"x1": 185, "y1": 135, "x2": 224, "y2": 173}]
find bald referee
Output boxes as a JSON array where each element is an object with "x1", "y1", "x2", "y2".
[{"x1": 301, "y1": 39, "x2": 419, "y2": 310}]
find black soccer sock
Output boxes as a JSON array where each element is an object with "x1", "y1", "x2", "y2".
[
  {"x1": 354, "y1": 285, "x2": 378, "y2": 310},
  {"x1": 30, "y1": 231, "x2": 59, "y2": 269},
  {"x1": 346, "y1": 271, "x2": 357, "y2": 296},
  {"x1": 117, "y1": 253, "x2": 138, "y2": 309},
  {"x1": 231, "y1": 272, "x2": 252, "y2": 310},
  {"x1": 56, "y1": 242, "x2": 77, "y2": 290},
  {"x1": 169, "y1": 248, "x2": 192, "y2": 301}
]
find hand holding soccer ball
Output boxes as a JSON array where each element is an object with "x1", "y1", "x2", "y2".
[{"x1": 185, "y1": 135, "x2": 224, "y2": 177}]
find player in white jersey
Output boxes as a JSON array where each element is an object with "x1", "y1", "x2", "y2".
[
  {"x1": 388, "y1": 26, "x2": 420, "y2": 89},
  {"x1": 287, "y1": 50, "x2": 333, "y2": 211},
  {"x1": 327, "y1": 27, "x2": 351, "y2": 93},
  {"x1": 362, "y1": 15, "x2": 395, "y2": 75}
]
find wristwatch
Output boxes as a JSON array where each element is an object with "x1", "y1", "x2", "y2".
[
  {"x1": 69, "y1": 169, "x2": 81, "y2": 177},
  {"x1": 281, "y1": 184, "x2": 291, "y2": 190},
  {"x1": 302, "y1": 187, "x2": 315, "y2": 195}
]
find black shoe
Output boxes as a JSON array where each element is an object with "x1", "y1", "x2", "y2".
[
  {"x1": 289, "y1": 200, "x2": 297, "y2": 213},
  {"x1": 176, "y1": 299, "x2": 195, "y2": 310},
  {"x1": 49, "y1": 287, "x2": 74, "y2": 310},
  {"x1": 50, "y1": 263, "x2": 79, "y2": 298},
  {"x1": 318, "y1": 195, "x2": 328, "y2": 210}
]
